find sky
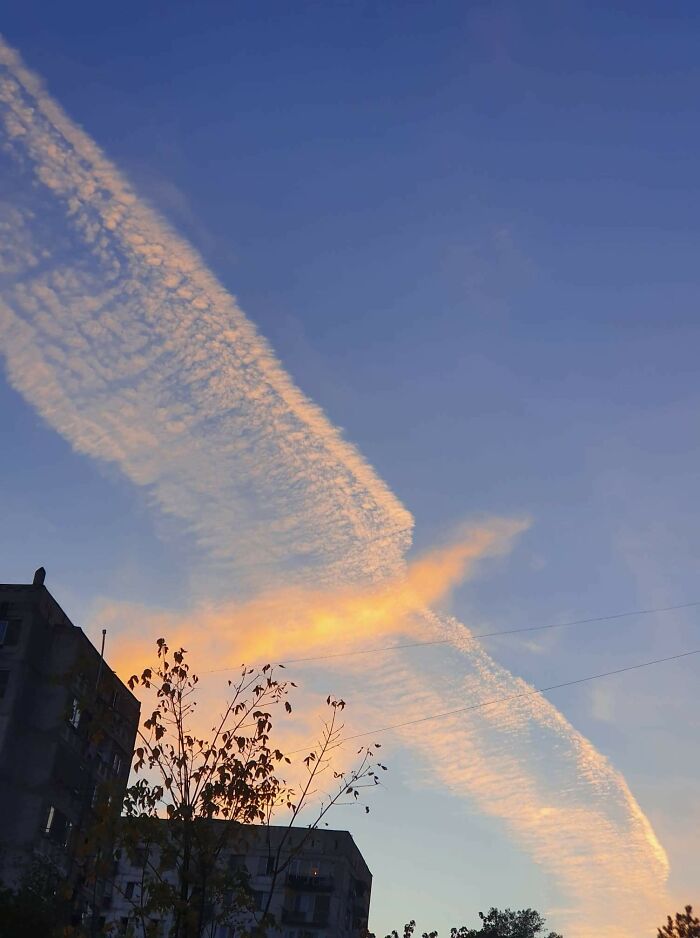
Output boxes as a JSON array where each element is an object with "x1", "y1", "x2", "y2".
[{"x1": 1, "y1": 2, "x2": 699, "y2": 935}]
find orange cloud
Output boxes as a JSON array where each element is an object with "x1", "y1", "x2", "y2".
[{"x1": 95, "y1": 519, "x2": 526, "y2": 681}]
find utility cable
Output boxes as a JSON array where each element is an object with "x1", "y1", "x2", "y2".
[
  {"x1": 201, "y1": 598, "x2": 700, "y2": 674},
  {"x1": 286, "y1": 646, "x2": 700, "y2": 752}
]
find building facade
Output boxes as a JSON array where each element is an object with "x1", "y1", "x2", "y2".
[
  {"x1": 0, "y1": 568, "x2": 140, "y2": 926},
  {"x1": 106, "y1": 823, "x2": 372, "y2": 938}
]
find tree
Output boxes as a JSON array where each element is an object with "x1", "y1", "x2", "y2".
[
  {"x1": 0, "y1": 858, "x2": 65, "y2": 938},
  {"x1": 658, "y1": 906, "x2": 700, "y2": 938},
  {"x1": 116, "y1": 638, "x2": 385, "y2": 938},
  {"x1": 373, "y1": 909, "x2": 563, "y2": 938},
  {"x1": 455, "y1": 908, "x2": 563, "y2": 938}
]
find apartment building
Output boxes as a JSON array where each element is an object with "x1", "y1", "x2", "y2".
[
  {"x1": 106, "y1": 822, "x2": 372, "y2": 938},
  {"x1": 0, "y1": 568, "x2": 140, "y2": 926}
]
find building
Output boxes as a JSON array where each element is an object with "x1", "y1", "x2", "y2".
[
  {"x1": 105, "y1": 822, "x2": 372, "y2": 938},
  {"x1": 0, "y1": 568, "x2": 140, "y2": 926}
]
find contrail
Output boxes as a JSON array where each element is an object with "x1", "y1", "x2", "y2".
[
  {"x1": 0, "y1": 38, "x2": 670, "y2": 936},
  {"x1": 0, "y1": 42, "x2": 412, "y2": 596}
]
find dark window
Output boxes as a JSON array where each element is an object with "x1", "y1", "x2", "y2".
[
  {"x1": 44, "y1": 806, "x2": 73, "y2": 847},
  {"x1": 125, "y1": 881, "x2": 136, "y2": 900},
  {"x1": 0, "y1": 620, "x2": 21, "y2": 646},
  {"x1": 0, "y1": 670, "x2": 8, "y2": 699},
  {"x1": 6, "y1": 620, "x2": 21, "y2": 645},
  {"x1": 252, "y1": 890, "x2": 265, "y2": 910},
  {"x1": 314, "y1": 895, "x2": 330, "y2": 923}
]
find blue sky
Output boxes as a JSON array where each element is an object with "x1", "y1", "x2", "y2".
[{"x1": 1, "y1": 3, "x2": 699, "y2": 935}]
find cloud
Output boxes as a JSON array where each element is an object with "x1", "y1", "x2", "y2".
[
  {"x1": 0, "y1": 39, "x2": 412, "y2": 595},
  {"x1": 93, "y1": 520, "x2": 527, "y2": 678},
  {"x1": 0, "y1": 37, "x2": 671, "y2": 937},
  {"x1": 409, "y1": 610, "x2": 669, "y2": 934}
]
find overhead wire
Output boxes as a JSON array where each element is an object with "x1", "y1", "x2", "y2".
[
  {"x1": 200, "y1": 598, "x2": 700, "y2": 674},
  {"x1": 286, "y1": 646, "x2": 700, "y2": 753}
]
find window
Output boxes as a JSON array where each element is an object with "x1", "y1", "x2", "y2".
[
  {"x1": 0, "y1": 620, "x2": 21, "y2": 647},
  {"x1": 112, "y1": 751, "x2": 122, "y2": 775},
  {"x1": 252, "y1": 889, "x2": 265, "y2": 911},
  {"x1": 44, "y1": 807, "x2": 72, "y2": 847},
  {"x1": 68, "y1": 698, "x2": 81, "y2": 729},
  {"x1": 292, "y1": 894, "x2": 313, "y2": 915},
  {"x1": 290, "y1": 857, "x2": 325, "y2": 878},
  {"x1": 257, "y1": 855, "x2": 275, "y2": 876},
  {"x1": 228, "y1": 853, "x2": 247, "y2": 873},
  {"x1": 313, "y1": 895, "x2": 330, "y2": 923},
  {"x1": 124, "y1": 881, "x2": 136, "y2": 900},
  {"x1": 0, "y1": 670, "x2": 8, "y2": 700}
]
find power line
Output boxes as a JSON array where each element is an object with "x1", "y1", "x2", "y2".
[
  {"x1": 201, "y1": 598, "x2": 700, "y2": 674},
  {"x1": 287, "y1": 646, "x2": 700, "y2": 753}
]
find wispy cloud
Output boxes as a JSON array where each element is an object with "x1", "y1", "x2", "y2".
[
  {"x1": 0, "y1": 40, "x2": 412, "y2": 595},
  {"x1": 94, "y1": 520, "x2": 526, "y2": 675},
  {"x1": 0, "y1": 37, "x2": 670, "y2": 936}
]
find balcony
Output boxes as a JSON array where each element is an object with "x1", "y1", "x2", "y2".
[
  {"x1": 281, "y1": 909, "x2": 329, "y2": 927},
  {"x1": 286, "y1": 872, "x2": 334, "y2": 892}
]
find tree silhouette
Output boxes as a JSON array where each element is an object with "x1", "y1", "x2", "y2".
[
  {"x1": 454, "y1": 908, "x2": 563, "y2": 938},
  {"x1": 116, "y1": 638, "x2": 385, "y2": 938},
  {"x1": 371, "y1": 907, "x2": 563, "y2": 938},
  {"x1": 658, "y1": 906, "x2": 700, "y2": 938}
]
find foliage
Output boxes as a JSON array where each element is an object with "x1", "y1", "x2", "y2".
[
  {"x1": 658, "y1": 906, "x2": 700, "y2": 938},
  {"x1": 373, "y1": 909, "x2": 563, "y2": 938},
  {"x1": 117, "y1": 638, "x2": 385, "y2": 938},
  {"x1": 0, "y1": 859, "x2": 65, "y2": 938},
  {"x1": 455, "y1": 908, "x2": 562, "y2": 938}
]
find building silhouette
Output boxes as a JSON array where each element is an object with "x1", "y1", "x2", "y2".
[
  {"x1": 0, "y1": 570, "x2": 374, "y2": 937},
  {"x1": 0, "y1": 568, "x2": 140, "y2": 926},
  {"x1": 105, "y1": 822, "x2": 372, "y2": 938}
]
